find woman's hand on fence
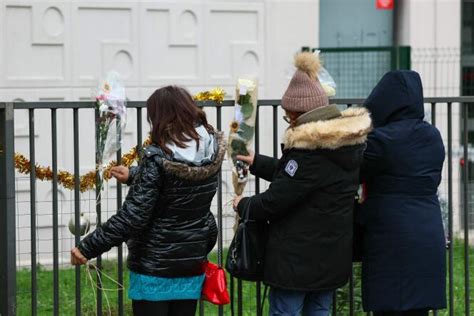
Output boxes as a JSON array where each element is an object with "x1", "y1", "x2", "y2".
[
  {"x1": 236, "y1": 151, "x2": 255, "y2": 167},
  {"x1": 233, "y1": 195, "x2": 243, "y2": 211},
  {"x1": 70, "y1": 247, "x2": 88, "y2": 265},
  {"x1": 110, "y1": 166, "x2": 129, "y2": 184}
]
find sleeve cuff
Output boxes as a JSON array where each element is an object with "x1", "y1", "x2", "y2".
[
  {"x1": 249, "y1": 155, "x2": 260, "y2": 175},
  {"x1": 237, "y1": 197, "x2": 251, "y2": 217},
  {"x1": 126, "y1": 166, "x2": 139, "y2": 186},
  {"x1": 77, "y1": 242, "x2": 93, "y2": 260}
]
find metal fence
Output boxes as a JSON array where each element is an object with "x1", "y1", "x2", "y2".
[
  {"x1": 1, "y1": 97, "x2": 474, "y2": 316},
  {"x1": 303, "y1": 46, "x2": 461, "y2": 99},
  {"x1": 302, "y1": 46, "x2": 411, "y2": 99}
]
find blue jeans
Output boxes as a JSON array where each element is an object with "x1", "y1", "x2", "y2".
[{"x1": 268, "y1": 287, "x2": 333, "y2": 316}]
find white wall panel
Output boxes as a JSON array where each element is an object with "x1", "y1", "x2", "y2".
[
  {"x1": 72, "y1": 3, "x2": 138, "y2": 86},
  {"x1": 140, "y1": 4, "x2": 202, "y2": 85},
  {"x1": 5, "y1": 4, "x2": 67, "y2": 86},
  {"x1": 1, "y1": 0, "x2": 320, "y2": 97},
  {"x1": 205, "y1": 4, "x2": 264, "y2": 87}
]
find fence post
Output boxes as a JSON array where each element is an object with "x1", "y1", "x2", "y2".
[
  {"x1": 391, "y1": 46, "x2": 411, "y2": 70},
  {"x1": 0, "y1": 103, "x2": 16, "y2": 316},
  {"x1": 398, "y1": 46, "x2": 411, "y2": 70}
]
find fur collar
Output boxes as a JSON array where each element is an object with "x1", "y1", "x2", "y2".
[
  {"x1": 162, "y1": 132, "x2": 226, "y2": 181},
  {"x1": 284, "y1": 107, "x2": 372, "y2": 150}
]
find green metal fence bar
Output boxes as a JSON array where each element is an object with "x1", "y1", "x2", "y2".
[
  {"x1": 0, "y1": 102, "x2": 16, "y2": 316},
  {"x1": 463, "y1": 103, "x2": 470, "y2": 316}
]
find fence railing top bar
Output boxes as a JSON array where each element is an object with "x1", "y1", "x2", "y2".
[
  {"x1": 331, "y1": 98, "x2": 365, "y2": 105},
  {"x1": 257, "y1": 99, "x2": 282, "y2": 106},
  {"x1": 12, "y1": 101, "x2": 96, "y2": 110},
  {"x1": 423, "y1": 96, "x2": 474, "y2": 103},
  {"x1": 316, "y1": 46, "x2": 410, "y2": 53},
  {"x1": 5, "y1": 99, "x2": 283, "y2": 109},
  {"x1": 126, "y1": 101, "x2": 146, "y2": 108},
  {"x1": 4, "y1": 97, "x2": 474, "y2": 110}
]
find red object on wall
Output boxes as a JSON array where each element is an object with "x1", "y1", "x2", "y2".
[{"x1": 376, "y1": 0, "x2": 394, "y2": 10}]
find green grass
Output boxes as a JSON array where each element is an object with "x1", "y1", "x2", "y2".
[{"x1": 16, "y1": 241, "x2": 474, "y2": 315}]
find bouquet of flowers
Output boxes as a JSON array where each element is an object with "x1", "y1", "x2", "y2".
[
  {"x1": 228, "y1": 78, "x2": 258, "y2": 196},
  {"x1": 313, "y1": 50, "x2": 336, "y2": 97},
  {"x1": 95, "y1": 72, "x2": 127, "y2": 190}
]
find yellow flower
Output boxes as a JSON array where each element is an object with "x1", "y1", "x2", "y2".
[
  {"x1": 230, "y1": 120, "x2": 239, "y2": 133},
  {"x1": 103, "y1": 83, "x2": 111, "y2": 94}
]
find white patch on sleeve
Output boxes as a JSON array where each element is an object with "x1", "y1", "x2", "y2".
[{"x1": 284, "y1": 160, "x2": 298, "y2": 177}]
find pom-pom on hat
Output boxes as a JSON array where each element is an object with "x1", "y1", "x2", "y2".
[{"x1": 282, "y1": 52, "x2": 329, "y2": 113}]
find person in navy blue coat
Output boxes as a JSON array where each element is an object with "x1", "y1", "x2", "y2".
[{"x1": 359, "y1": 70, "x2": 447, "y2": 316}]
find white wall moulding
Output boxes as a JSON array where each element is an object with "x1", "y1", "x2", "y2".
[
  {"x1": 4, "y1": 3, "x2": 69, "y2": 86},
  {"x1": 205, "y1": 3, "x2": 264, "y2": 86},
  {"x1": 231, "y1": 42, "x2": 264, "y2": 82},
  {"x1": 32, "y1": 4, "x2": 66, "y2": 45},
  {"x1": 72, "y1": 3, "x2": 137, "y2": 86},
  {"x1": 101, "y1": 42, "x2": 138, "y2": 84},
  {"x1": 140, "y1": 4, "x2": 202, "y2": 85},
  {"x1": 168, "y1": 6, "x2": 200, "y2": 46}
]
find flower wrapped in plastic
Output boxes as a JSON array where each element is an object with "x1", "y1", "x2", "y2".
[
  {"x1": 95, "y1": 71, "x2": 127, "y2": 190},
  {"x1": 314, "y1": 50, "x2": 336, "y2": 97},
  {"x1": 228, "y1": 78, "x2": 258, "y2": 196}
]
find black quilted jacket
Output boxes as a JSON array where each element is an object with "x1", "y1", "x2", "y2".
[{"x1": 78, "y1": 133, "x2": 225, "y2": 277}]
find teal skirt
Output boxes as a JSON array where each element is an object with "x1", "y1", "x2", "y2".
[{"x1": 128, "y1": 271, "x2": 205, "y2": 301}]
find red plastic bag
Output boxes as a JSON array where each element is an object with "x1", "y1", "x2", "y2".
[{"x1": 201, "y1": 261, "x2": 230, "y2": 305}]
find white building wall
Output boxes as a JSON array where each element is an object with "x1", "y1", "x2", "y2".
[{"x1": 0, "y1": 0, "x2": 320, "y2": 267}]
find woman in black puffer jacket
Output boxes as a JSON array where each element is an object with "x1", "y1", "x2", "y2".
[{"x1": 70, "y1": 86, "x2": 225, "y2": 316}]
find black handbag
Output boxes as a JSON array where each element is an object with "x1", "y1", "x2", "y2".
[{"x1": 225, "y1": 203, "x2": 268, "y2": 282}]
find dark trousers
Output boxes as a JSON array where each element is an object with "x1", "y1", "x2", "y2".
[
  {"x1": 132, "y1": 299, "x2": 197, "y2": 316},
  {"x1": 268, "y1": 287, "x2": 333, "y2": 316},
  {"x1": 373, "y1": 310, "x2": 429, "y2": 316}
]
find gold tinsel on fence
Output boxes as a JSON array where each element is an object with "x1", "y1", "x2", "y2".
[
  {"x1": 13, "y1": 88, "x2": 225, "y2": 192},
  {"x1": 193, "y1": 88, "x2": 226, "y2": 103},
  {"x1": 14, "y1": 136, "x2": 152, "y2": 192}
]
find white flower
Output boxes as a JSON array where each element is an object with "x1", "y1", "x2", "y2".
[
  {"x1": 99, "y1": 103, "x2": 109, "y2": 112},
  {"x1": 234, "y1": 105, "x2": 244, "y2": 123},
  {"x1": 321, "y1": 84, "x2": 336, "y2": 97},
  {"x1": 238, "y1": 78, "x2": 257, "y2": 94}
]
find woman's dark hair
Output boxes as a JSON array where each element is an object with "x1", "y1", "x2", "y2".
[{"x1": 146, "y1": 86, "x2": 213, "y2": 155}]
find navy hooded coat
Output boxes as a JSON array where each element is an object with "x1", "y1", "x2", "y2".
[{"x1": 359, "y1": 70, "x2": 447, "y2": 312}]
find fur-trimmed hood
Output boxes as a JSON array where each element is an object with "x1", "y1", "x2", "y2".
[
  {"x1": 162, "y1": 132, "x2": 226, "y2": 181},
  {"x1": 284, "y1": 107, "x2": 372, "y2": 150}
]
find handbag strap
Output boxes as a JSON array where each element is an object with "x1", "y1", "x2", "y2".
[
  {"x1": 259, "y1": 285, "x2": 269, "y2": 315},
  {"x1": 242, "y1": 199, "x2": 251, "y2": 221}
]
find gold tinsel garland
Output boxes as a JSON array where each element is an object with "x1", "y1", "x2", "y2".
[
  {"x1": 14, "y1": 136, "x2": 153, "y2": 192},
  {"x1": 193, "y1": 88, "x2": 226, "y2": 103},
  {"x1": 14, "y1": 88, "x2": 225, "y2": 192}
]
